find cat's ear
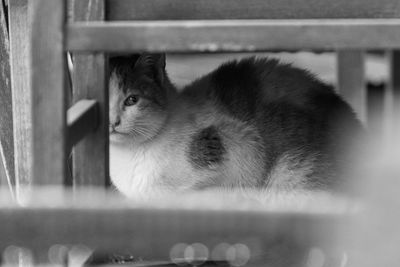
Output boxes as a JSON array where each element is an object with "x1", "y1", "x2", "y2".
[
  {"x1": 109, "y1": 54, "x2": 140, "y2": 74},
  {"x1": 108, "y1": 56, "x2": 126, "y2": 73},
  {"x1": 135, "y1": 53, "x2": 166, "y2": 85}
]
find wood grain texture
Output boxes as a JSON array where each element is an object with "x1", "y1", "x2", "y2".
[
  {"x1": 8, "y1": 0, "x2": 33, "y2": 194},
  {"x1": 67, "y1": 99, "x2": 99, "y2": 151},
  {"x1": 71, "y1": 0, "x2": 109, "y2": 187},
  {"x1": 337, "y1": 51, "x2": 366, "y2": 123},
  {"x1": 106, "y1": 0, "x2": 400, "y2": 21},
  {"x1": 30, "y1": 0, "x2": 66, "y2": 185},
  {"x1": 67, "y1": 19, "x2": 400, "y2": 53},
  {"x1": 0, "y1": 0, "x2": 14, "y2": 190}
]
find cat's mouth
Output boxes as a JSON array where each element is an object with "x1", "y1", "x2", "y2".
[
  {"x1": 109, "y1": 126, "x2": 125, "y2": 136},
  {"x1": 110, "y1": 129, "x2": 125, "y2": 135},
  {"x1": 109, "y1": 128, "x2": 116, "y2": 135},
  {"x1": 109, "y1": 125, "x2": 121, "y2": 135},
  {"x1": 109, "y1": 129, "x2": 129, "y2": 143},
  {"x1": 109, "y1": 125, "x2": 134, "y2": 136}
]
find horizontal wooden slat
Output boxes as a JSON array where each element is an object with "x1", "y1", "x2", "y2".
[
  {"x1": 0, "y1": 186, "x2": 357, "y2": 266},
  {"x1": 67, "y1": 99, "x2": 98, "y2": 151},
  {"x1": 0, "y1": 188, "x2": 352, "y2": 263},
  {"x1": 67, "y1": 19, "x2": 400, "y2": 52},
  {"x1": 0, "y1": 208, "x2": 343, "y2": 263},
  {"x1": 106, "y1": 0, "x2": 400, "y2": 20}
]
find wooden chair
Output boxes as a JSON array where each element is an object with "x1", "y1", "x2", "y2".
[
  {"x1": 1, "y1": 0, "x2": 400, "y2": 265},
  {"x1": 28, "y1": 0, "x2": 400, "y2": 187}
]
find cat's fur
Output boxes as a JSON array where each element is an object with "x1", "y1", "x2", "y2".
[{"x1": 109, "y1": 54, "x2": 362, "y2": 198}]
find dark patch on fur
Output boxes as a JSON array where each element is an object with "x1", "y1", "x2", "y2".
[{"x1": 188, "y1": 126, "x2": 226, "y2": 169}]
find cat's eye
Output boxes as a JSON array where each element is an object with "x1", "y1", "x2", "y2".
[{"x1": 124, "y1": 95, "x2": 139, "y2": 106}]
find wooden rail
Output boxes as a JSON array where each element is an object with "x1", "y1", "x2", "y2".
[
  {"x1": 0, "y1": 188, "x2": 348, "y2": 264},
  {"x1": 67, "y1": 19, "x2": 400, "y2": 52},
  {"x1": 106, "y1": 0, "x2": 400, "y2": 20},
  {"x1": 67, "y1": 100, "x2": 98, "y2": 152},
  {"x1": 0, "y1": 208, "x2": 343, "y2": 262}
]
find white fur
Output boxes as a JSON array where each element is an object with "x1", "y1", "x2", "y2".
[
  {"x1": 110, "y1": 121, "x2": 209, "y2": 198},
  {"x1": 110, "y1": 143, "x2": 160, "y2": 197},
  {"x1": 110, "y1": 104, "x2": 269, "y2": 198},
  {"x1": 266, "y1": 152, "x2": 316, "y2": 192}
]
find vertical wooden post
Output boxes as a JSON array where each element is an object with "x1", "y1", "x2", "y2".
[
  {"x1": 337, "y1": 51, "x2": 367, "y2": 124},
  {"x1": 384, "y1": 51, "x2": 400, "y2": 143},
  {"x1": 8, "y1": 0, "x2": 32, "y2": 195},
  {"x1": 0, "y1": 0, "x2": 15, "y2": 194},
  {"x1": 71, "y1": 0, "x2": 109, "y2": 187},
  {"x1": 30, "y1": 0, "x2": 66, "y2": 185}
]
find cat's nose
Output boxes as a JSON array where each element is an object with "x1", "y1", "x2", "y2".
[
  {"x1": 109, "y1": 116, "x2": 121, "y2": 132},
  {"x1": 111, "y1": 118, "x2": 121, "y2": 128}
]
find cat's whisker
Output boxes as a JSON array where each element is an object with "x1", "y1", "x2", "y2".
[
  {"x1": 129, "y1": 128, "x2": 144, "y2": 137},
  {"x1": 138, "y1": 129, "x2": 156, "y2": 140},
  {"x1": 129, "y1": 126, "x2": 153, "y2": 140}
]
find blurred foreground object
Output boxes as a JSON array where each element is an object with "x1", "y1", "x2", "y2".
[
  {"x1": 0, "y1": 187, "x2": 352, "y2": 266},
  {"x1": 346, "y1": 133, "x2": 400, "y2": 267}
]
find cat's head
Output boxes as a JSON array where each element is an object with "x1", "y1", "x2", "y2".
[{"x1": 109, "y1": 53, "x2": 173, "y2": 144}]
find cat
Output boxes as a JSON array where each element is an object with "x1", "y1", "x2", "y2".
[{"x1": 109, "y1": 54, "x2": 363, "y2": 198}]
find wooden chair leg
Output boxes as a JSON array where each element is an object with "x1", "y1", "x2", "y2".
[
  {"x1": 384, "y1": 50, "x2": 400, "y2": 143},
  {"x1": 337, "y1": 50, "x2": 366, "y2": 124},
  {"x1": 30, "y1": 0, "x2": 67, "y2": 185},
  {"x1": 71, "y1": 0, "x2": 109, "y2": 187},
  {"x1": 0, "y1": 0, "x2": 15, "y2": 195},
  {"x1": 8, "y1": 0, "x2": 32, "y2": 196}
]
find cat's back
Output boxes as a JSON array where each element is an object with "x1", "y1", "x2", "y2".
[
  {"x1": 182, "y1": 57, "x2": 333, "y2": 115},
  {"x1": 182, "y1": 56, "x2": 361, "y2": 138},
  {"x1": 181, "y1": 56, "x2": 363, "y2": 191}
]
